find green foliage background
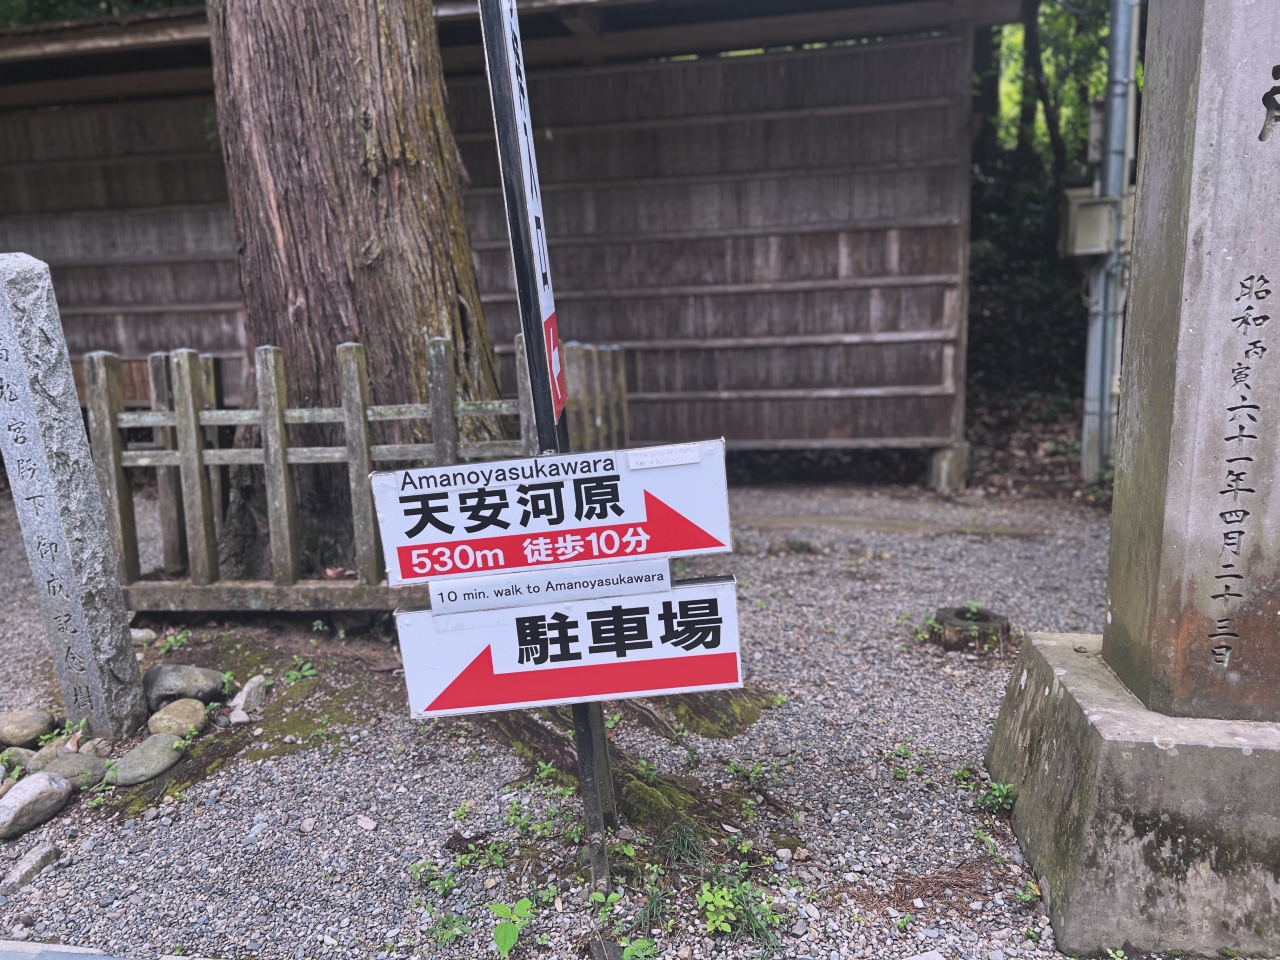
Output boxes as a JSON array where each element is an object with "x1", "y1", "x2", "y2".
[{"x1": 969, "y1": 0, "x2": 1138, "y2": 403}]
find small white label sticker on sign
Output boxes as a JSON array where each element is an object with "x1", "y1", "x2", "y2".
[
  {"x1": 427, "y1": 558, "x2": 671, "y2": 615},
  {"x1": 627, "y1": 443, "x2": 701, "y2": 471}
]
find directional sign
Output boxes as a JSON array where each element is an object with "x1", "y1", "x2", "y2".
[
  {"x1": 373, "y1": 440, "x2": 731, "y2": 585},
  {"x1": 478, "y1": 0, "x2": 567, "y2": 425},
  {"x1": 398, "y1": 577, "x2": 740, "y2": 717}
]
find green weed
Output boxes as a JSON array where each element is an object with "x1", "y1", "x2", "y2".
[{"x1": 488, "y1": 898, "x2": 533, "y2": 959}]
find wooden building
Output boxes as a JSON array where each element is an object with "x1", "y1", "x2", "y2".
[{"x1": 0, "y1": 0, "x2": 1017, "y2": 486}]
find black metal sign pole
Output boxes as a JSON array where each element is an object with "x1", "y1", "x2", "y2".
[{"x1": 477, "y1": 0, "x2": 612, "y2": 892}]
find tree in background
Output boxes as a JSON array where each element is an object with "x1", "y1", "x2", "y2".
[
  {"x1": 206, "y1": 0, "x2": 500, "y2": 574},
  {"x1": 968, "y1": 0, "x2": 1124, "y2": 405}
]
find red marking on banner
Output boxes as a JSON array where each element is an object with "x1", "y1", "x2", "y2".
[
  {"x1": 543, "y1": 312, "x2": 567, "y2": 417},
  {"x1": 427, "y1": 646, "x2": 740, "y2": 712},
  {"x1": 396, "y1": 491, "x2": 723, "y2": 580}
]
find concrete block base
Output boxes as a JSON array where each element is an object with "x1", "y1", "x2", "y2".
[
  {"x1": 928, "y1": 441, "x2": 968, "y2": 494},
  {"x1": 986, "y1": 633, "x2": 1280, "y2": 956}
]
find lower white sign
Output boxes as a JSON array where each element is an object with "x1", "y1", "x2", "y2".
[
  {"x1": 428, "y1": 558, "x2": 670, "y2": 614},
  {"x1": 398, "y1": 577, "x2": 740, "y2": 717}
]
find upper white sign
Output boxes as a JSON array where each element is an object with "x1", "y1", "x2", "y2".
[{"x1": 373, "y1": 440, "x2": 731, "y2": 585}]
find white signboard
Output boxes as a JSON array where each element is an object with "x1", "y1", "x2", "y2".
[
  {"x1": 428, "y1": 558, "x2": 670, "y2": 615},
  {"x1": 373, "y1": 440, "x2": 731, "y2": 585},
  {"x1": 399, "y1": 577, "x2": 741, "y2": 717}
]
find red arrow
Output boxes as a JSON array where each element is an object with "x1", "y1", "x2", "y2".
[
  {"x1": 396, "y1": 491, "x2": 724, "y2": 579},
  {"x1": 427, "y1": 645, "x2": 740, "y2": 713}
]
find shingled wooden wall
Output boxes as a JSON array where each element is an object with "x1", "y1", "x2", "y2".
[
  {"x1": 450, "y1": 29, "x2": 973, "y2": 451},
  {"x1": 0, "y1": 94, "x2": 245, "y2": 404},
  {"x1": 0, "y1": 23, "x2": 972, "y2": 456}
]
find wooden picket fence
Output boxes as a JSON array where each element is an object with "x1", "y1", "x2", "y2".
[{"x1": 83, "y1": 335, "x2": 629, "y2": 612}]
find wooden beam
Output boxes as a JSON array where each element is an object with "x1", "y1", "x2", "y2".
[
  {"x1": 435, "y1": 0, "x2": 642, "y2": 21},
  {"x1": 480, "y1": 274, "x2": 960, "y2": 304},
  {"x1": 723, "y1": 436, "x2": 954, "y2": 450},
  {"x1": 122, "y1": 579, "x2": 435, "y2": 613},
  {"x1": 628, "y1": 385, "x2": 955, "y2": 401},
  {"x1": 468, "y1": 217, "x2": 962, "y2": 250},
  {"x1": 0, "y1": 10, "x2": 209, "y2": 63},
  {"x1": 441, "y1": 0, "x2": 1021, "y2": 72},
  {"x1": 453, "y1": 96, "x2": 957, "y2": 142},
  {"x1": 0, "y1": 67, "x2": 214, "y2": 109}
]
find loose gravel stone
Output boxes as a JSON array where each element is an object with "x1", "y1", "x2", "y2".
[
  {"x1": 0, "y1": 486, "x2": 1107, "y2": 960},
  {"x1": 229, "y1": 675, "x2": 267, "y2": 713},
  {"x1": 0, "y1": 773, "x2": 71, "y2": 838},
  {"x1": 143, "y1": 665, "x2": 225, "y2": 711},
  {"x1": 148, "y1": 699, "x2": 209, "y2": 737},
  {"x1": 0, "y1": 710, "x2": 54, "y2": 749}
]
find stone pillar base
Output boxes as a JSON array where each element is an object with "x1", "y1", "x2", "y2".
[
  {"x1": 928, "y1": 441, "x2": 968, "y2": 494},
  {"x1": 986, "y1": 632, "x2": 1280, "y2": 956}
]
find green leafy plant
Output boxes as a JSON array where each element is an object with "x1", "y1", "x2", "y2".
[
  {"x1": 893, "y1": 741, "x2": 913, "y2": 760},
  {"x1": 1105, "y1": 949, "x2": 1125, "y2": 960},
  {"x1": 768, "y1": 693, "x2": 787, "y2": 707},
  {"x1": 895, "y1": 913, "x2": 914, "y2": 932},
  {"x1": 221, "y1": 670, "x2": 236, "y2": 696},
  {"x1": 893, "y1": 768, "x2": 907, "y2": 780},
  {"x1": 158, "y1": 628, "x2": 192, "y2": 655},
  {"x1": 973, "y1": 828, "x2": 1002, "y2": 861},
  {"x1": 38, "y1": 717, "x2": 86, "y2": 747},
  {"x1": 590, "y1": 890, "x2": 621, "y2": 925},
  {"x1": 633, "y1": 759, "x2": 659, "y2": 784},
  {"x1": 976, "y1": 782, "x2": 1017, "y2": 814},
  {"x1": 424, "y1": 909, "x2": 471, "y2": 946},
  {"x1": 962, "y1": 599, "x2": 983, "y2": 617},
  {"x1": 952, "y1": 761, "x2": 976, "y2": 784},
  {"x1": 696, "y1": 882, "x2": 736, "y2": 934},
  {"x1": 284, "y1": 656, "x2": 318, "y2": 683},
  {"x1": 311, "y1": 619, "x2": 327, "y2": 632},
  {"x1": 621, "y1": 938, "x2": 657, "y2": 960},
  {"x1": 450, "y1": 801, "x2": 470, "y2": 821},
  {"x1": 1015, "y1": 880, "x2": 1041, "y2": 903},
  {"x1": 604, "y1": 710, "x2": 622, "y2": 730},
  {"x1": 488, "y1": 898, "x2": 534, "y2": 959},
  {"x1": 174, "y1": 725, "x2": 199, "y2": 750}
]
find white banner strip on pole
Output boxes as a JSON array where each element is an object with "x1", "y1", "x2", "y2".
[{"x1": 423, "y1": 557, "x2": 671, "y2": 615}]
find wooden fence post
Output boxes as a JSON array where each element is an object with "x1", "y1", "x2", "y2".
[
  {"x1": 584, "y1": 344, "x2": 604, "y2": 451},
  {"x1": 148, "y1": 352, "x2": 186, "y2": 575},
  {"x1": 200, "y1": 355, "x2": 228, "y2": 541},
  {"x1": 257, "y1": 345, "x2": 300, "y2": 586},
  {"x1": 427, "y1": 337, "x2": 459, "y2": 466},
  {"x1": 83, "y1": 351, "x2": 140, "y2": 585},
  {"x1": 170, "y1": 349, "x2": 219, "y2": 585},
  {"x1": 597, "y1": 347, "x2": 617, "y2": 448},
  {"x1": 611, "y1": 346, "x2": 630, "y2": 448},
  {"x1": 563, "y1": 341, "x2": 588, "y2": 452},
  {"x1": 515, "y1": 334, "x2": 539, "y2": 456},
  {"x1": 338, "y1": 342, "x2": 382, "y2": 586}
]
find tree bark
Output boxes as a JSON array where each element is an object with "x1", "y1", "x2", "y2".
[{"x1": 207, "y1": 0, "x2": 500, "y2": 574}]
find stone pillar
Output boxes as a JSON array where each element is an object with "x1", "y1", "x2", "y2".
[
  {"x1": 1104, "y1": 0, "x2": 1280, "y2": 721},
  {"x1": 0, "y1": 254, "x2": 147, "y2": 739},
  {"x1": 986, "y1": 5, "x2": 1280, "y2": 954}
]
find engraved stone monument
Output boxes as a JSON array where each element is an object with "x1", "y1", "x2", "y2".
[
  {"x1": 987, "y1": 3, "x2": 1280, "y2": 955},
  {"x1": 0, "y1": 254, "x2": 147, "y2": 738}
]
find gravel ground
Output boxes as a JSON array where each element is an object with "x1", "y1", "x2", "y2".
[{"x1": 0, "y1": 483, "x2": 1116, "y2": 960}]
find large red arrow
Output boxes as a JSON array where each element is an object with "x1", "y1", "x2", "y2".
[
  {"x1": 397, "y1": 491, "x2": 723, "y2": 580},
  {"x1": 426, "y1": 645, "x2": 740, "y2": 713}
]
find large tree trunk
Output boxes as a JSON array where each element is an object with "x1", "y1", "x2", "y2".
[{"x1": 207, "y1": 0, "x2": 500, "y2": 574}]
